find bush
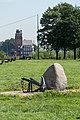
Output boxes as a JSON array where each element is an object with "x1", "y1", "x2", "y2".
[
  {"x1": 0, "y1": 50, "x2": 5, "y2": 60},
  {"x1": 32, "y1": 49, "x2": 80, "y2": 60},
  {"x1": 32, "y1": 50, "x2": 55, "y2": 59},
  {"x1": 66, "y1": 51, "x2": 74, "y2": 59}
]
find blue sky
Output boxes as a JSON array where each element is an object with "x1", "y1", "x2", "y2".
[{"x1": 0, "y1": 0, "x2": 80, "y2": 43}]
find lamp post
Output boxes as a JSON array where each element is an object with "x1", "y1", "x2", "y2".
[{"x1": 37, "y1": 14, "x2": 39, "y2": 60}]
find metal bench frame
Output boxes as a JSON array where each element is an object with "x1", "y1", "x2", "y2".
[{"x1": 21, "y1": 76, "x2": 46, "y2": 93}]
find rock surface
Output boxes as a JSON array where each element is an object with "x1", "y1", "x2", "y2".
[{"x1": 43, "y1": 63, "x2": 67, "y2": 91}]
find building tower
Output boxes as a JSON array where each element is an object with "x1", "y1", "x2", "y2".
[{"x1": 15, "y1": 29, "x2": 22, "y2": 56}]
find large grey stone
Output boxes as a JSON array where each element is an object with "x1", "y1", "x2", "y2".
[{"x1": 43, "y1": 63, "x2": 67, "y2": 91}]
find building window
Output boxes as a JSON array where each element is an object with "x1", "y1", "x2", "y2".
[
  {"x1": 24, "y1": 48, "x2": 25, "y2": 51},
  {"x1": 21, "y1": 52, "x2": 23, "y2": 55}
]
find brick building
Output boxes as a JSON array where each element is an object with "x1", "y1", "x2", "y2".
[
  {"x1": 15, "y1": 29, "x2": 33, "y2": 58},
  {"x1": 15, "y1": 29, "x2": 22, "y2": 56}
]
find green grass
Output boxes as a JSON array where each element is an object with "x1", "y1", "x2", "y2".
[
  {"x1": 0, "y1": 91, "x2": 80, "y2": 120},
  {"x1": 0, "y1": 60, "x2": 80, "y2": 120},
  {"x1": 0, "y1": 60, "x2": 54, "y2": 91},
  {"x1": 0, "y1": 59, "x2": 80, "y2": 91}
]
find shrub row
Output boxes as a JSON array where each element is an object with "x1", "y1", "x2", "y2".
[{"x1": 32, "y1": 50, "x2": 80, "y2": 60}]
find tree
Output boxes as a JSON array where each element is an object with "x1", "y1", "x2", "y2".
[
  {"x1": 39, "y1": 3, "x2": 80, "y2": 59},
  {"x1": 69, "y1": 7, "x2": 80, "y2": 59},
  {"x1": 0, "y1": 50, "x2": 5, "y2": 60},
  {"x1": 0, "y1": 38, "x2": 15, "y2": 55}
]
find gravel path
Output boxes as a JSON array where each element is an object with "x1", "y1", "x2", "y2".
[
  {"x1": 0, "y1": 91, "x2": 35, "y2": 96},
  {"x1": 0, "y1": 89, "x2": 80, "y2": 96}
]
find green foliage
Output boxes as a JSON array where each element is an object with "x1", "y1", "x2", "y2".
[
  {"x1": 0, "y1": 50, "x2": 5, "y2": 60},
  {"x1": 66, "y1": 51, "x2": 74, "y2": 59},
  {"x1": 32, "y1": 51, "x2": 39, "y2": 59},
  {"x1": 32, "y1": 50, "x2": 55, "y2": 59},
  {"x1": 32, "y1": 50, "x2": 80, "y2": 60},
  {"x1": 39, "y1": 2, "x2": 80, "y2": 59},
  {"x1": 0, "y1": 38, "x2": 15, "y2": 53}
]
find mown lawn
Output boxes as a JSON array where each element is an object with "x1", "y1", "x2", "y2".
[
  {"x1": 0, "y1": 60, "x2": 80, "y2": 120},
  {"x1": 0, "y1": 91, "x2": 80, "y2": 120},
  {"x1": 0, "y1": 59, "x2": 80, "y2": 91}
]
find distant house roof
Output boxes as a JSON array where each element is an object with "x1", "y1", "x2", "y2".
[{"x1": 22, "y1": 39, "x2": 32, "y2": 46}]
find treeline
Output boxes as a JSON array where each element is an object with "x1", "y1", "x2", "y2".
[
  {"x1": 0, "y1": 38, "x2": 15, "y2": 54},
  {"x1": 38, "y1": 2, "x2": 80, "y2": 60},
  {"x1": 0, "y1": 38, "x2": 16, "y2": 63},
  {"x1": 32, "y1": 49, "x2": 80, "y2": 60}
]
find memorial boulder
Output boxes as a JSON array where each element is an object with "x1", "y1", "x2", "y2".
[{"x1": 43, "y1": 63, "x2": 67, "y2": 91}]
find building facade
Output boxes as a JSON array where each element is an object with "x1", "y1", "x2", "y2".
[
  {"x1": 15, "y1": 29, "x2": 33, "y2": 58},
  {"x1": 20, "y1": 39, "x2": 32, "y2": 58}
]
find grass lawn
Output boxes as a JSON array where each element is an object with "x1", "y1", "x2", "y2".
[
  {"x1": 0, "y1": 59, "x2": 80, "y2": 120},
  {"x1": 0, "y1": 91, "x2": 80, "y2": 120},
  {"x1": 0, "y1": 59, "x2": 80, "y2": 91}
]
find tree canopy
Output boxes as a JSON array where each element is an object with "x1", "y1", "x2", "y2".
[
  {"x1": 39, "y1": 2, "x2": 80, "y2": 59},
  {"x1": 0, "y1": 38, "x2": 15, "y2": 55}
]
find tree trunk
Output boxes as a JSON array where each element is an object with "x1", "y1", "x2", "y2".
[
  {"x1": 78, "y1": 47, "x2": 80, "y2": 59},
  {"x1": 74, "y1": 47, "x2": 76, "y2": 60},
  {"x1": 56, "y1": 50, "x2": 58, "y2": 60},
  {"x1": 63, "y1": 48, "x2": 66, "y2": 59}
]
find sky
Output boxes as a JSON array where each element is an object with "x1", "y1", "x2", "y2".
[{"x1": 0, "y1": 0, "x2": 80, "y2": 44}]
